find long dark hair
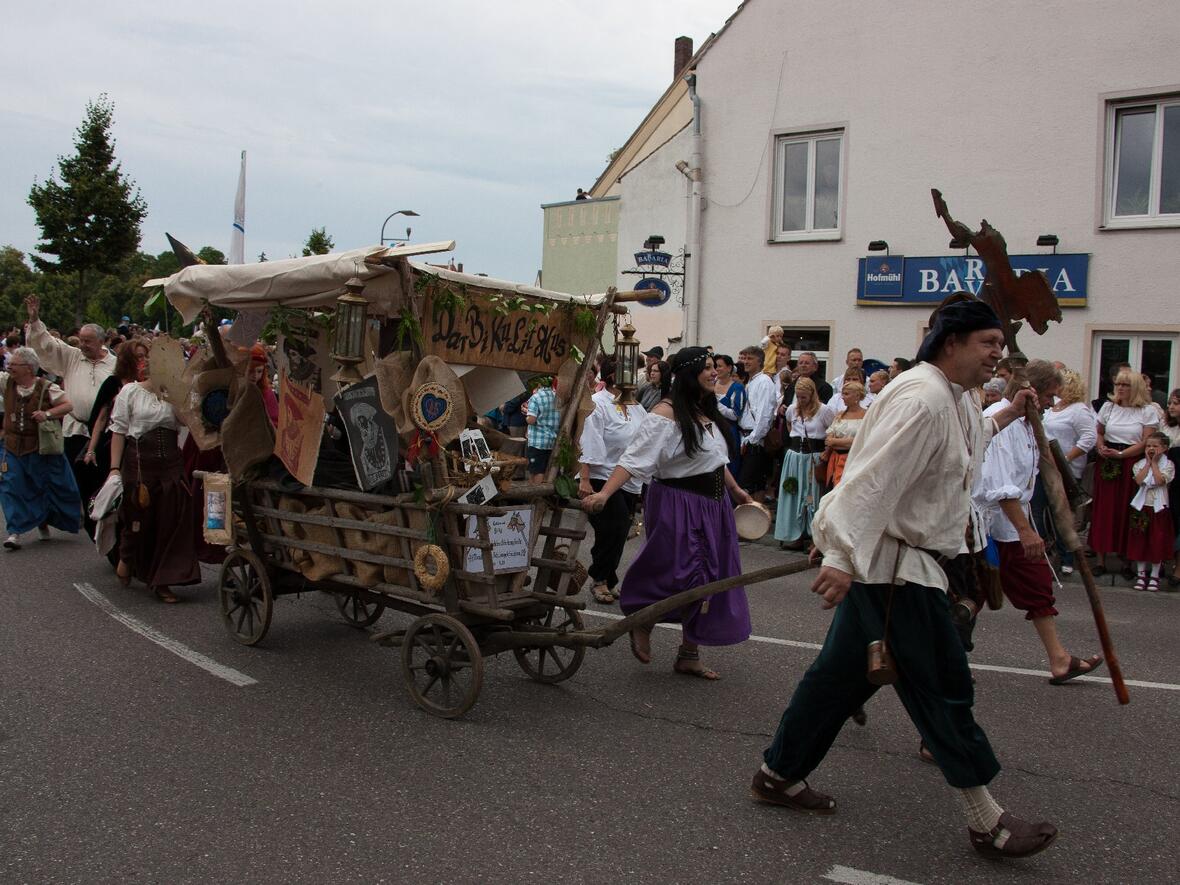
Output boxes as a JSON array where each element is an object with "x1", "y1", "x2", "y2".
[
  {"x1": 669, "y1": 347, "x2": 730, "y2": 459},
  {"x1": 649, "y1": 360, "x2": 671, "y2": 399}
]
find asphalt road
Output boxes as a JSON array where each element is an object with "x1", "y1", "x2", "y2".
[{"x1": 2, "y1": 523, "x2": 1178, "y2": 884}]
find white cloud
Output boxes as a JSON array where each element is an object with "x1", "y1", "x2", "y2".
[{"x1": 1, "y1": 0, "x2": 735, "y2": 280}]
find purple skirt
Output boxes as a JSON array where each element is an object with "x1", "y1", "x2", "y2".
[{"x1": 619, "y1": 481, "x2": 751, "y2": 646}]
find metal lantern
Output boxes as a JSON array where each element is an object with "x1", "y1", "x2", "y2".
[
  {"x1": 330, "y1": 277, "x2": 369, "y2": 385},
  {"x1": 614, "y1": 321, "x2": 640, "y2": 405}
]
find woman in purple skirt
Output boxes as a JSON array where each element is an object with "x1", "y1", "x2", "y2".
[{"x1": 583, "y1": 347, "x2": 753, "y2": 679}]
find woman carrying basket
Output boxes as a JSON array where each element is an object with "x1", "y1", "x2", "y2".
[{"x1": 583, "y1": 347, "x2": 753, "y2": 680}]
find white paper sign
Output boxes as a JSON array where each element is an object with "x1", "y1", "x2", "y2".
[{"x1": 464, "y1": 508, "x2": 533, "y2": 574}]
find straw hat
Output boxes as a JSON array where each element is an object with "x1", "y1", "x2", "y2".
[
  {"x1": 401, "y1": 356, "x2": 467, "y2": 446},
  {"x1": 375, "y1": 351, "x2": 415, "y2": 434}
]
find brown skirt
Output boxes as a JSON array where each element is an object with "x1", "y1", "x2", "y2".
[{"x1": 119, "y1": 429, "x2": 201, "y2": 588}]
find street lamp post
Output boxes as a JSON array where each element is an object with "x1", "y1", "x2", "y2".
[{"x1": 380, "y1": 209, "x2": 420, "y2": 246}]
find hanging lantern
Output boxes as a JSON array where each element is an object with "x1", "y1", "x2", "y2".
[
  {"x1": 614, "y1": 321, "x2": 640, "y2": 406},
  {"x1": 330, "y1": 277, "x2": 369, "y2": 385}
]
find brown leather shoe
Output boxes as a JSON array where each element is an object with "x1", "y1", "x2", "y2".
[
  {"x1": 969, "y1": 811, "x2": 1058, "y2": 859},
  {"x1": 750, "y1": 770, "x2": 836, "y2": 815}
]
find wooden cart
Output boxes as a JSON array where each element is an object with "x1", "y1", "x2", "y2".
[{"x1": 217, "y1": 470, "x2": 600, "y2": 718}]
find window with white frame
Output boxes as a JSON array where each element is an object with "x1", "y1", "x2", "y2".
[
  {"x1": 772, "y1": 130, "x2": 844, "y2": 241},
  {"x1": 1105, "y1": 96, "x2": 1180, "y2": 226}
]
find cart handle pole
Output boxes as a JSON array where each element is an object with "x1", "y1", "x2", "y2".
[{"x1": 598, "y1": 558, "x2": 815, "y2": 644}]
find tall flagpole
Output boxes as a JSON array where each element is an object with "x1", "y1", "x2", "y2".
[{"x1": 229, "y1": 150, "x2": 246, "y2": 264}]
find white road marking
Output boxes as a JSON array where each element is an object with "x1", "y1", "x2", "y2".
[
  {"x1": 823, "y1": 865, "x2": 923, "y2": 885},
  {"x1": 74, "y1": 582, "x2": 257, "y2": 687},
  {"x1": 580, "y1": 609, "x2": 1180, "y2": 692}
]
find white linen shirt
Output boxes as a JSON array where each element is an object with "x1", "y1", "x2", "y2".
[
  {"x1": 811, "y1": 362, "x2": 993, "y2": 590},
  {"x1": 743, "y1": 371, "x2": 778, "y2": 446},
  {"x1": 974, "y1": 405, "x2": 1038, "y2": 543},
  {"x1": 1042, "y1": 401, "x2": 1097, "y2": 479},
  {"x1": 785, "y1": 403, "x2": 835, "y2": 439},
  {"x1": 109, "y1": 382, "x2": 180, "y2": 438},
  {"x1": 580, "y1": 394, "x2": 648, "y2": 494},
  {"x1": 26, "y1": 319, "x2": 116, "y2": 437},
  {"x1": 618, "y1": 414, "x2": 729, "y2": 484}
]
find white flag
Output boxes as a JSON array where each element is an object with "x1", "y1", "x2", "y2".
[{"x1": 229, "y1": 150, "x2": 246, "y2": 264}]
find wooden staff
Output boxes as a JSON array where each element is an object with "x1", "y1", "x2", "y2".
[{"x1": 1010, "y1": 363, "x2": 1130, "y2": 705}]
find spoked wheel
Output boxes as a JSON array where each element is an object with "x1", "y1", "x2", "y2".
[
  {"x1": 401, "y1": 614, "x2": 484, "y2": 718},
  {"x1": 513, "y1": 607, "x2": 586, "y2": 684},
  {"x1": 218, "y1": 549, "x2": 273, "y2": 646},
  {"x1": 335, "y1": 591, "x2": 385, "y2": 628}
]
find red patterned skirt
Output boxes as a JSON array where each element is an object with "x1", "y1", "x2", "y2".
[{"x1": 1125, "y1": 507, "x2": 1174, "y2": 563}]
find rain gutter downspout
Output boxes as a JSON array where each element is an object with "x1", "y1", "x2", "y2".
[{"x1": 684, "y1": 73, "x2": 703, "y2": 347}]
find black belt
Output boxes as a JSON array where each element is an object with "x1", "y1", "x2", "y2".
[
  {"x1": 786, "y1": 437, "x2": 824, "y2": 453},
  {"x1": 655, "y1": 467, "x2": 726, "y2": 500},
  {"x1": 1105, "y1": 441, "x2": 1130, "y2": 452}
]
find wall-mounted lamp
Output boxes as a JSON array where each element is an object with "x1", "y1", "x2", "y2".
[
  {"x1": 643, "y1": 234, "x2": 666, "y2": 251},
  {"x1": 1036, "y1": 234, "x2": 1059, "y2": 254},
  {"x1": 867, "y1": 240, "x2": 890, "y2": 255}
]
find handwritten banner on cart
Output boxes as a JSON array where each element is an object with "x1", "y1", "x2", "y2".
[
  {"x1": 464, "y1": 508, "x2": 533, "y2": 574},
  {"x1": 276, "y1": 372, "x2": 325, "y2": 486},
  {"x1": 423, "y1": 292, "x2": 578, "y2": 374}
]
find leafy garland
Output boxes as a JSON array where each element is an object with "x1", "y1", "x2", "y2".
[
  {"x1": 552, "y1": 433, "x2": 578, "y2": 499},
  {"x1": 1099, "y1": 457, "x2": 1122, "y2": 482}
]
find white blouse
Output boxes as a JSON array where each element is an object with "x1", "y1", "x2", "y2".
[
  {"x1": 618, "y1": 413, "x2": 730, "y2": 483},
  {"x1": 1097, "y1": 402, "x2": 1158, "y2": 445},
  {"x1": 785, "y1": 403, "x2": 835, "y2": 440},
  {"x1": 827, "y1": 415, "x2": 864, "y2": 441},
  {"x1": 1043, "y1": 401, "x2": 1098, "y2": 478},
  {"x1": 1130, "y1": 456, "x2": 1174, "y2": 512},
  {"x1": 1160, "y1": 423, "x2": 1180, "y2": 447},
  {"x1": 110, "y1": 382, "x2": 180, "y2": 438},
  {"x1": 0, "y1": 372, "x2": 67, "y2": 405},
  {"x1": 580, "y1": 395, "x2": 648, "y2": 493}
]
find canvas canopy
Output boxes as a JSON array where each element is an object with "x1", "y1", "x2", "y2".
[{"x1": 147, "y1": 242, "x2": 605, "y2": 323}]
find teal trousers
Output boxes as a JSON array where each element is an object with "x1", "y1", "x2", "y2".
[{"x1": 763, "y1": 581, "x2": 1000, "y2": 789}]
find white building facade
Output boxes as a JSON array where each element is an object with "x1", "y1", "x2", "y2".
[{"x1": 610, "y1": 0, "x2": 1180, "y2": 398}]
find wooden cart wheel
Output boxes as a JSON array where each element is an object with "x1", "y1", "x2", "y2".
[
  {"x1": 513, "y1": 607, "x2": 586, "y2": 684},
  {"x1": 217, "y1": 548, "x2": 273, "y2": 646},
  {"x1": 401, "y1": 614, "x2": 484, "y2": 718},
  {"x1": 335, "y1": 591, "x2": 386, "y2": 628}
]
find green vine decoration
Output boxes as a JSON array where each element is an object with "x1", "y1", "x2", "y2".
[
  {"x1": 430, "y1": 285, "x2": 467, "y2": 320},
  {"x1": 260, "y1": 304, "x2": 330, "y2": 346},
  {"x1": 1130, "y1": 509, "x2": 1150, "y2": 533},
  {"x1": 391, "y1": 307, "x2": 423, "y2": 351},
  {"x1": 552, "y1": 433, "x2": 579, "y2": 499}
]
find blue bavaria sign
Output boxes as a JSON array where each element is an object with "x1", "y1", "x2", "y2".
[
  {"x1": 856, "y1": 253, "x2": 1089, "y2": 307},
  {"x1": 634, "y1": 250, "x2": 672, "y2": 268}
]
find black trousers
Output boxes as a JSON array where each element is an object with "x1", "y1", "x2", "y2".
[
  {"x1": 65, "y1": 434, "x2": 103, "y2": 538},
  {"x1": 763, "y1": 581, "x2": 1000, "y2": 789},
  {"x1": 738, "y1": 443, "x2": 772, "y2": 494},
  {"x1": 587, "y1": 478, "x2": 638, "y2": 590}
]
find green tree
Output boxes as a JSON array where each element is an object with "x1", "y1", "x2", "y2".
[
  {"x1": 26, "y1": 95, "x2": 148, "y2": 327},
  {"x1": 302, "y1": 227, "x2": 334, "y2": 256},
  {"x1": 0, "y1": 246, "x2": 37, "y2": 331},
  {"x1": 197, "y1": 246, "x2": 227, "y2": 265}
]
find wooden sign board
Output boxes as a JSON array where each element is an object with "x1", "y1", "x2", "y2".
[
  {"x1": 464, "y1": 508, "x2": 534, "y2": 574},
  {"x1": 423, "y1": 292, "x2": 585, "y2": 374}
]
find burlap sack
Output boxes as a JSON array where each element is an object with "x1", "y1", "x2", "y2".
[
  {"x1": 335, "y1": 502, "x2": 395, "y2": 586},
  {"x1": 221, "y1": 383, "x2": 276, "y2": 480},
  {"x1": 277, "y1": 495, "x2": 345, "y2": 581}
]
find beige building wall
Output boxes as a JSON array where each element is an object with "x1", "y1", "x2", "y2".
[{"x1": 540, "y1": 196, "x2": 620, "y2": 298}]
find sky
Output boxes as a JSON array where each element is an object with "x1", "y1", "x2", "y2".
[{"x1": 0, "y1": 0, "x2": 737, "y2": 284}]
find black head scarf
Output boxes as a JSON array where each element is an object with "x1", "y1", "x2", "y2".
[{"x1": 915, "y1": 298, "x2": 1002, "y2": 363}]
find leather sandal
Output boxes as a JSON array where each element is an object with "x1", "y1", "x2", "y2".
[
  {"x1": 969, "y1": 811, "x2": 1058, "y2": 859},
  {"x1": 750, "y1": 771, "x2": 837, "y2": 815},
  {"x1": 591, "y1": 584, "x2": 614, "y2": 604},
  {"x1": 673, "y1": 647, "x2": 720, "y2": 680}
]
